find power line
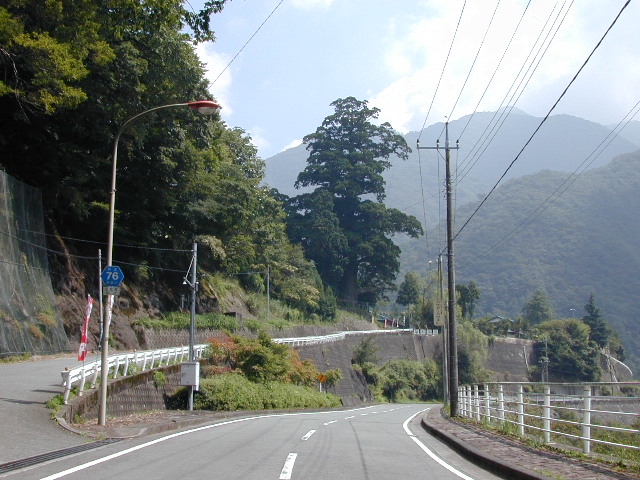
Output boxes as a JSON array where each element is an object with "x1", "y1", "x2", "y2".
[
  {"x1": 416, "y1": 0, "x2": 467, "y2": 144},
  {"x1": 210, "y1": 0, "x2": 285, "y2": 86},
  {"x1": 455, "y1": 0, "x2": 533, "y2": 141},
  {"x1": 453, "y1": 0, "x2": 631, "y2": 242},
  {"x1": 456, "y1": 0, "x2": 574, "y2": 184},
  {"x1": 13, "y1": 227, "x2": 192, "y2": 252},
  {"x1": 466, "y1": 99, "x2": 640, "y2": 263},
  {"x1": 446, "y1": 0, "x2": 502, "y2": 122}
]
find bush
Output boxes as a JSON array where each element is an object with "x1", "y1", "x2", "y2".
[{"x1": 192, "y1": 373, "x2": 341, "y2": 411}]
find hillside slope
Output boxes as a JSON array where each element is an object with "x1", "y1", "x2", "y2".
[{"x1": 400, "y1": 150, "x2": 640, "y2": 374}]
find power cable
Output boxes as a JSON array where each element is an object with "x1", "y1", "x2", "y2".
[
  {"x1": 446, "y1": 0, "x2": 502, "y2": 122},
  {"x1": 416, "y1": 0, "x2": 467, "y2": 144},
  {"x1": 468, "y1": 99, "x2": 640, "y2": 263},
  {"x1": 456, "y1": 0, "x2": 533, "y2": 141},
  {"x1": 210, "y1": 0, "x2": 285, "y2": 87},
  {"x1": 456, "y1": 0, "x2": 573, "y2": 184},
  {"x1": 453, "y1": 0, "x2": 632, "y2": 242}
]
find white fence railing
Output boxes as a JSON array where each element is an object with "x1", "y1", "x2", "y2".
[
  {"x1": 273, "y1": 328, "x2": 438, "y2": 347},
  {"x1": 460, "y1": 382, "x2": 640, "y2": 455},
  {"x1": 60, "y1": 345, "x2": 208, "y2": 404}
]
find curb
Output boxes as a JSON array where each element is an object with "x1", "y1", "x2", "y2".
[{"x1": 420, "y1": 408, "x2": 553, "y2": 480}]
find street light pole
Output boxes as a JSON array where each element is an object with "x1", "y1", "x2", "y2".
[{"x1": 98, "y1": 100, "x2": 219, "y2": 426}]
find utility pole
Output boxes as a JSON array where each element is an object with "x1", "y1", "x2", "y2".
[
  {"x1": 417, "y1": 122, "x2": 460, "y2": 416},
  {"x1": 188, "y1": 242, "x2": 198, "y2": 410}
]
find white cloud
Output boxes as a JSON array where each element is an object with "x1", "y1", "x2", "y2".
[
  {"x1": 195, "y1": 43, "x2": 233, "y2": 115},
  {"x1": 290, "y1": 0, "x2": 335, "y2": 10},
  {"x1": 246, "y1": 126, "x2": 271, "y2": 156},
  {"x1": 367, "y1": 0, "x2": 625, "y2": 133},
  {"x1": 282, "y1": 139, "x2": 303, "y2": 152}
]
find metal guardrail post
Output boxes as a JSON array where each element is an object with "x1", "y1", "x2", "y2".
[
  {"x1": 582, "y1": 385, "x2": 592, "y2": 454},
  {"x1": 474, "y1": 384, "x2": 480, "y2": 421},
  {"x1": 517, "y1": 384, "x2": 525, "y2": 436},
  {"x1": 543, "y1": 385, "x2": 551, "y2": 444},
  {"x1": 498, "y1": 384, "x2": 505, "y2": 422},
  {"x1": 484, "y1": 384, "x2": 491, "y2": 422}
]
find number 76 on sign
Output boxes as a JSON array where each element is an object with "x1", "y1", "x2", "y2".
[{"x1": 101, "y1": 266, "x2": 124, "y2": 287}]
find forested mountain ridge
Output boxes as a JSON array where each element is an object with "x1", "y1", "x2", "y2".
[
  {"x1": 265, "y1": 110, "x2": 639, "y2": 228},
  {"x1": 400, "y1": 150, "x2": 640, "y2": 374}
]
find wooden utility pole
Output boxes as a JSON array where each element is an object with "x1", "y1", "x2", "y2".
[{"x1": 417, "y1": 122, "x2": 460, "y2": 416}]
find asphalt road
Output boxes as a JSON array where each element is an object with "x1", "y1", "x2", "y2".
[
  {"x1": 0, "y1": 354, "x2": 94, "y2": 464},
  {"x1": 2, "y1": 404, "x2": 504, "y2": 480}
]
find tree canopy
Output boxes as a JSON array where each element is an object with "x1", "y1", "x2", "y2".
[
  {"x1": 522, "y1": 289, "x2": 554, "y2": 325},
  {"x1": 286, "y1": 97, "x2": 423, "y2": 304},
  {"x1": 0, "y1": 0, "x2": 332, "y2": 318}
]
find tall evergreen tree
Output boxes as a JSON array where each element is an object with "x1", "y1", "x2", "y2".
[
  {"x1": 581, "y1": 294, "x2": 612, "y2": 349},
  {"x1": 396, "y1": 271, "x2": 424, "y2": 306},
  {"x1": 522, "y1": 289, "x2": 554, "y2": 325},
  {"x1": 286, "y1": 97, "x2": 423, "y2": 303},
  {"x1": 456, "y1": 281, "x2": 480, "y2": 318}
]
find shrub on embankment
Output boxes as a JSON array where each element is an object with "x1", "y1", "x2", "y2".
[
  {"x1": 178, "y1": 373, "x2": 341, "y2": 411},
  {"x1": 168, "y1": 331, "x2": 341, "y2": 411}
]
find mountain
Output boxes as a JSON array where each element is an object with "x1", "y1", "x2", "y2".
[
  {"x1": 399, "y1": 150, "x2": 640, "y2": 375},
  {"x1": 264, "y1": 110, "x2": 640, "y2": 374},
  {"x1": 264, "y1": 110, "x2": 639, "y2": 229}
]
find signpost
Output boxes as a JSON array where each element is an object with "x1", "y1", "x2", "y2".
[{"x1": 101, "y1": 266, "x2": 124, "y2": 287}]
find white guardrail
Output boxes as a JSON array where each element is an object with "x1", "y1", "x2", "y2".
[
  {"x1": 60, "y1": 345, "x2": 208, "y2": 404},
  {"x1": 460, "y1": 382, "x2": 640, "y2": 455},
  {"x1": 60, "y1": 328, "x2": 438, "y2": 404}
]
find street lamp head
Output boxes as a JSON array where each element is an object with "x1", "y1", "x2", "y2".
[{"x1": 188, "y1": 100, "x2": 220, "y2": 115}]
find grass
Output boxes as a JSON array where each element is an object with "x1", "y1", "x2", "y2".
[{"x1": 174, "y1": 373, "x2": 341, "y2": 411}]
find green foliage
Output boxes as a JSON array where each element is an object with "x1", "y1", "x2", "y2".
[
  {"x1": 456, "y1": 281, "x2": 480, "y2": 318},
  {"x1": 153, "y1": 371, "x2": 166, "y2": 388},
  {"x1": 534, "y1": 318, "x2": 601, "y2": 381},
  {"x1": 581, "y1": 294, "x2": 613, "y2": 349},
  {"x1": 207, "y1": 332, "x2": 320, "y2": 387},
  {"x1": 396, "y1": 271, "x2": 424, "y2": 306},
  {"x1": 191, "y1": 373, "x2": 341, "y2": 411},
  {"x1": 457, "y1": 321, "x2": 491, "y2": 384},
  {"x1": 352, "y1": 336, "x2": 379, "y2": 366},
  {"x1": 322, "y1": 368, "x2": 343, "y2": 388},
  {"x1": 522, "y1": 290, "x2": 554, "y2": 325},
  {"x1": 132, "y1": 312, "x2": 239, "y2": 331},
  {"x1": 0, "y1": 0, "x2": 332, "y2": 323},
  {"x1": 286, "y1": 97, "x2": 423, "y2": 304},
  {"x1": 361, "y1": 359, "x2": 440, "y2": 403},
  {"x1": 233, "y1": 332, "x2": 291, "y2": 383}
]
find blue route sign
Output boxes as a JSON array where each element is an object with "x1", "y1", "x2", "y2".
[{"x1": 101, "y1": 266, "x2": 124, "y2": 287}]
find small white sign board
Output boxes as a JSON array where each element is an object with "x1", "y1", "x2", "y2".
[{"x1": 181, "y1": 362, "x2": 200, "y2": 389}]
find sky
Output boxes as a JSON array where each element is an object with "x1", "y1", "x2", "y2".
[{"x1": 192, "y1": 0, "x2": 640, "y2": 159}]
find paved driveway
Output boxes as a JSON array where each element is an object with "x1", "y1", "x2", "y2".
[{"x1": 0, "y1": 354, "x2": 94, "y2": 464}]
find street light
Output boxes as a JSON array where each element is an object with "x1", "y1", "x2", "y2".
[{"x1": 99, "y1": 100, "x2": 220, "y2": 426}]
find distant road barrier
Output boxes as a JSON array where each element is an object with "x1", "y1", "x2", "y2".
[
  {"x1": 60, "y1": 345, "x2": 208, "y2": 404},
  {"x1": 273, "y1": 328, "x2": 438, "y2": 347},
  {"x1": 460, "y1": 381, "x2": 640, "y2": 455}
]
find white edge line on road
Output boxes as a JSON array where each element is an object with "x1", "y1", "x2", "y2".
[
  {"x1": 279, "y1": 453, "x2": 298, "y2": 480},
  {"x1": 40, "y1": 405, "x2": 379, "y2": 479},
  {"x1": 301, "y1": 430, "x2": 316, "y2": 441},
  {"x1": 403, "y1": 408, "x2": 475, "y2": 480}
]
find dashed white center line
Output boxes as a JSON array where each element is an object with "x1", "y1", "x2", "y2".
[
  {"x1": 345, "y1": 415, "x2": 355, "y2": 419},
  {"x1": 301, "y1": 430, "x2": 316, "y2": 441},
  {"x1": 279, "y1": 453, "x2": 298, "y2": 480},
  {"x1": 323, "y1": 420, "x2": 337, "y2": 426}
]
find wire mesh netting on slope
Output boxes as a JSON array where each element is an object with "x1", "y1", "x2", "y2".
[{"x1": 0, "y1": 171, "x2": 69, "y2": 356}]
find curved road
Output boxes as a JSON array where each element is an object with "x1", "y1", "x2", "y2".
[
  {"x1": 3, "y1": 403, "x2": 504, "y2": 480},
  {"x1": 0, "y1": 355, "x2": 93, "y2": 463},
  {"x1": 1, "y1": 357, "x2": 504, "y2": 480}
]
